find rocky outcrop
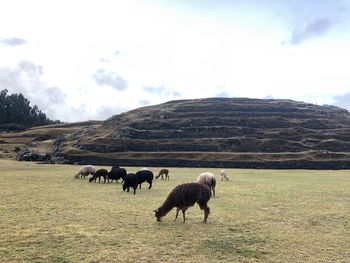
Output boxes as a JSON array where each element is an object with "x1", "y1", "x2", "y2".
[
  {"x1": 76, "y1": 98, "x2": 350, "y2": 151},
  {"x1": 51, "y1": 135, "x2": 66, "y2": 163},
  {"x1": 7, "y1": 98, "x2": 350, "y2": 169},
  {"x1": 16, "y1": 146, "x2": 51, "y2": 162}
]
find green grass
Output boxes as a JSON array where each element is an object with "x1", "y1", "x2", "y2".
[{"x1": 0, "y1": 159, "x2": 349, "y2": 262}]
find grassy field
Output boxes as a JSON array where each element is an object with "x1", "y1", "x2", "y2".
[{"x1": 0, "y1": 159, "x2": 349, "y2": 262}]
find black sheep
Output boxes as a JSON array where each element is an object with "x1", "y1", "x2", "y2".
[
  {"x1": 122, "y1": 173, "x2": 139, "y2": 194},
  {"x1": 136, "y1": 170, "x2": 154, "y2": 189},
  {"x1": 108, "y1": 167, "x2": 127, "y2": 183},
  {"x1": 89, "y1": 169, "x2": 109, "y2": 183}
]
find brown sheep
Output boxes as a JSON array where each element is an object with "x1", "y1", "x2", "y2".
[
  {"x1": 196, "y1": 172, "x2": 216, "y2": 197},
  {"x1": 154, "y1": 183, "x2": 211, "y2": 223},
  {"x1": 155, "y1": 169, "x2": 169, "y2": 180}
]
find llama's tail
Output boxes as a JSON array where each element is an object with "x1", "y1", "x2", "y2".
[{"x1": 211, "y1": 177, "x2": 216, "y2": 188}]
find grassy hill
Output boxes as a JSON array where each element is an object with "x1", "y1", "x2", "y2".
[{"x1": 2, "y1": 97, "x2": 350, "y2": 168}]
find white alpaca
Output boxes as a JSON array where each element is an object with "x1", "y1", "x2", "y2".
[
  {"x1": 74, "y1": 165, "x2": 96, "y2": 179},
  {"x1": 220, "y1": 169, "x2": 229, "y2": 181},
  {"x1": 196, "y1": 172, "x2": 216, "y2": 197}
]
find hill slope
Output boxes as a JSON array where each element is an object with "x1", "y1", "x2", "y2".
[{"x1": 5, "y1": 98, "x2": 350, "y2": 168}]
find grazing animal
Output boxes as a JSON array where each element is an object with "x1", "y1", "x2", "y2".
[
  {"x1": 220, "y1": 169, "x2": 229, "y2": 181},
  {"x1": 122, "y1": 173, "x2": 139, "y2": 194},
  {"x1": 156, "y1": 169, "x2": 169, "y2": 180},
  {"x1": 196, "y1": 172, "x2": 216, "y2": 197},
  {"x1": 108, "y1": 167, "x2": 127, "y2": 183},
  {"x1": 136, "y1": 170, "x2": 154, "y2": 189},
  {"x1": 154, "y1": 183, "x2": 211, "y2": 223},
  {"x1": 74, "y1": 165, "x2": 96, "y2": 179},
  {"x1": 89, "y1": 169, "x2": 109, "y2": 183}
]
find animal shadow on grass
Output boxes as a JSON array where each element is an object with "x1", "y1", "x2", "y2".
[
  {"x1": 201, "y1": 235, "x2": 268, "y2": 260},
  {"x1": 200, "y1": 221, "x2": 268, "y2": 260}
]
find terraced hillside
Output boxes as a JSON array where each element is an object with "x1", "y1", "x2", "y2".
[{"x1": 4, "y1": 98, "x2": 350, "y2": 168}]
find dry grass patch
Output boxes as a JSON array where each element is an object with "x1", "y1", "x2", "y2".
[{"x1": 0, "y1": 160, "x2": 349, "y2": 262}]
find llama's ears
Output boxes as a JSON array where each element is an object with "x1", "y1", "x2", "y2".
[{"x1": 153, "y1": 209, "x2": 158, "y2": 213}]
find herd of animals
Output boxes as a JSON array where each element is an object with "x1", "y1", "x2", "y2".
[{"x1": 74, "y1": 165, "x2": 230, "y2": 223}]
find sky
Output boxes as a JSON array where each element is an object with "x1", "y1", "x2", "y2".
[{"x1": 1, "y1": 0, "x2": 350, "y2": 122}]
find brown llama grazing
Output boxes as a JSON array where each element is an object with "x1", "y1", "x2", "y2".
[
  {"x1": 196, "y1": 172, "x2": 216, "y2": 197},
  {"x1": 220, "y1": 169, "x2": 229, "y2": 181},
  {"x1": 89, "y1": 169, "x2": 109, "y2": 183},
  {"x1": 154, "y1": 183, "x2": 211, "y2": 223},
  {"x1": 74, "y1": 165, "x2": 96, "y2": 179},
  {"x1": 156, "y1": 169, "x2": 169, "y2": 180}
]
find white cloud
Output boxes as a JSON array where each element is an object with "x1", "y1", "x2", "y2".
[
  {"x1": 289, "y1": 18, "x2": 334, "y2": 45},
  {"x1": 0, "y1": 61, "x2": 65, "y2": 121},
  {"x1": 333, "y1": 92, "x2": 350, "y2": 111},
  {"x1": 143, "y1": 85, "x2": 181, "y2": 98},
  {"x1": 92, "y1": 69, "x2": 128, "y2": 91},
  {"x1": 0, "y1": 37, "x2": 27, "y2": 46},
  {"x1": 0, "y1": 0, "x2": 350, "y2": 122}
]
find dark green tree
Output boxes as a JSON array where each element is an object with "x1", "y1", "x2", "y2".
[{"x1": 0, "y1": 89, "x2": 60, "y2": 130}]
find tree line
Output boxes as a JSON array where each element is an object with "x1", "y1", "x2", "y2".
[{"x1": 0, "y1": 89, "x2": 60, "y2": 130}]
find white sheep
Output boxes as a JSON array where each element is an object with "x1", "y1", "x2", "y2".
[
  {"x1": 74, "y1": 165, "x2": 96, "y2": 179},
  {"x1": 196, "y1": 172, "x2": 216, "y2": 197},
  {"x1": 220, "y1": 169, "x2": 229, "y2": 181}
]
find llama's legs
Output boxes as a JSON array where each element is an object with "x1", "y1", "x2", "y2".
[
  {"x1": 198, "y1": 201, "x2": 210, "y2": 223},
  {"x1": 203, "y1": 206, "x2": 210, "y2": 223},
  {"x1": 174, "y1": 208, "x2": 180, "y2": 221},
  {"x1": 182, "y1": 207, "x2": 188, "y2": 223},
  {"x1": 148, "y1": 180, "x2": 152, "y2": 189}
]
